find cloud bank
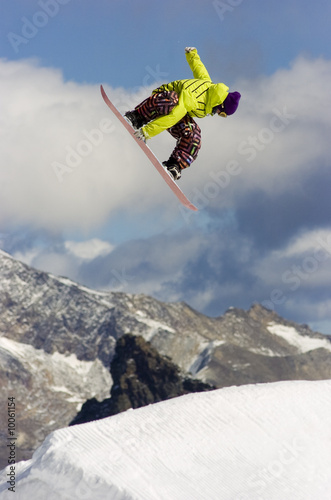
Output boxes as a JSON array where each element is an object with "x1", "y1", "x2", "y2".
[{"x1": 1, "y1": 55, "x2": 331, "y2": 332}]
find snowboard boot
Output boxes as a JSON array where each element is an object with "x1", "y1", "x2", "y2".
[
  {"x1": 124, "y1": 110, "x2": 145, "y2": 130},
  {"x1": 162, "y1": 160, "x2": 182, "y2": 180}
]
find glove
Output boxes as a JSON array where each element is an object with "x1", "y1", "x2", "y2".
[
  {"x1": 185, "y1": 47, "x2": 196, "y2": 53},
  {"x1": 134, "y1": 128, "x2": 147, "y2": 142}
]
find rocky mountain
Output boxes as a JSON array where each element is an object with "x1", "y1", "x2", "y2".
[
  {"x1": 0, "y1": 336, "x2": 111, "y2": 466},
  {"x1": 70, "y1": 334, "x2": 215, "y2": 426},
  {"x1": 1, "y1": 249, "x2": 331, "y2": 468}
]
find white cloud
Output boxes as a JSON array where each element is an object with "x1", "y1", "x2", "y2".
[
  {"x1": 64, "y1": 239, "x2": 114, "y2": 260},
  {"x1": 282, "y1": 229, "x2": 331, "y2": 258},
  {"x1": 0, "y1": 58, "x2": 174, "y2": 232},
  {"x1": 11, "y1": 236, "x2": 115, "y2": 283},
  {"x1": 253, "y1": 228, "x2": 331, "y2": 289},
  {"x1": 1, "y1": 56, "x2": 331, "y2": 232},
  {"x1": 12, "y1": 247, "x2": 40, "y2": 267},
  {"x1": 25, "y1": 249, "x2": 78, "y2": 279}
]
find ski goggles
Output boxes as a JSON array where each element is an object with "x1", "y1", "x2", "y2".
[{"x1": 217, "y1": 102, "x2": 227, "y2": 118}]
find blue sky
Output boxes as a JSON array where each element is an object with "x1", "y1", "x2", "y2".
[
  {"x1": 3, "y1": 0, "x2": 331, "y2": 85},
  {"x1": 1, "y1": 0, "x2": 331, "y2": 334}
]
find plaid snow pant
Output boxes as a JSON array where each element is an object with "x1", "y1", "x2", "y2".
[{"x1": 134, "y1": 91, "x2": 201, "y2": 170}]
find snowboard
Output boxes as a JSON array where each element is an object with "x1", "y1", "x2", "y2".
[{"x1": 100, "y1": 85, "x2": 198, "y2": 211}]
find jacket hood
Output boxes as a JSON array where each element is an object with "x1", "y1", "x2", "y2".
[{"x1": 206, "y1": 83, "x2": 229, "y2": 114}]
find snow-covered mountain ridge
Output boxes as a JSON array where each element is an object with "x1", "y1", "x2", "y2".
[
  {"x1": 1, "y1": 380, "x2": 330, "y2": 500},
  {"x1": 1, "y1": 249, "x2": 330, "y2": 372}
]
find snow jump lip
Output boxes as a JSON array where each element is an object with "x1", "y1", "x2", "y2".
[{"x1": 100, "y1": 85, "x2": 198, "y2": 212}]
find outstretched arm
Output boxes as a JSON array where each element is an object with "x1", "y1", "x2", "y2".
[{"x1": 185, "y1": 47, "x2": 211, "y2": 81}]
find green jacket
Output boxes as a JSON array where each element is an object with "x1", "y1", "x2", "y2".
[{"x1": 142, "y1": 49, "x2": 229, "y2": 138}]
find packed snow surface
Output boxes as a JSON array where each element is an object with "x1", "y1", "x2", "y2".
[{"x1": 1, "y1": 380, "x2": 331, "y2": 500}]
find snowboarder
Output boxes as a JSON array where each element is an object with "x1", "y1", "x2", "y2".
[{"x1": 125, "y1": 47, "x2": 241, "y2": 180}]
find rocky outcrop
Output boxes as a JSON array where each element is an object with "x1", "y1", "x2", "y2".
[{"x1": 70, "y1": 334, "x2": 215, "y2": 425}]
